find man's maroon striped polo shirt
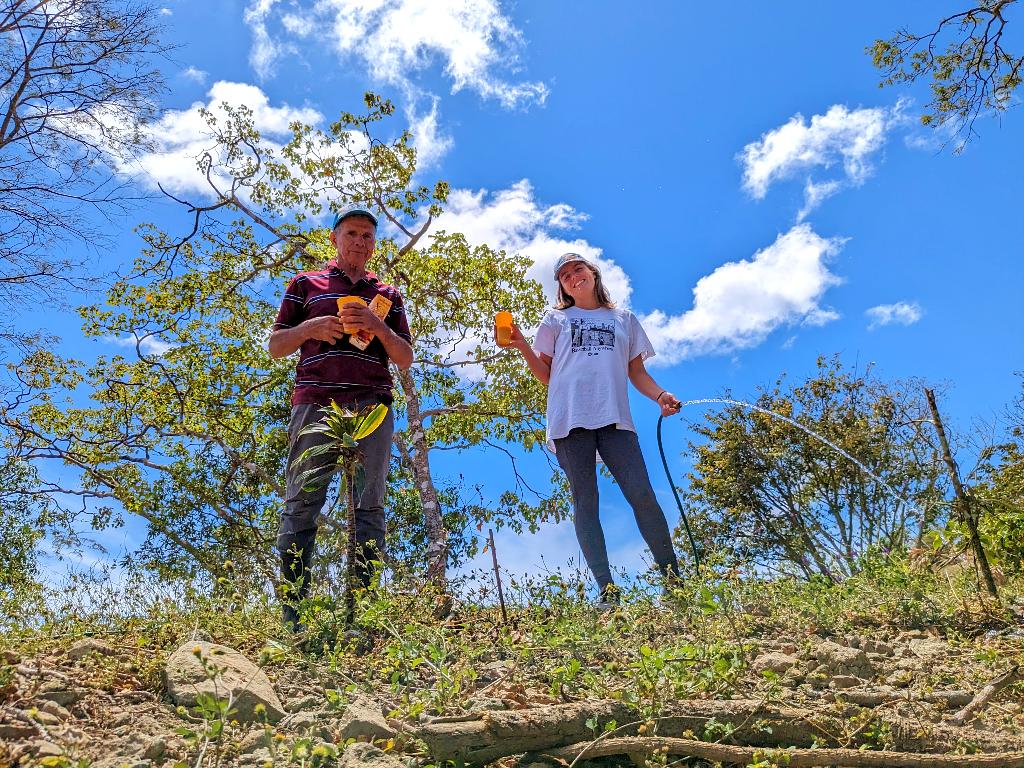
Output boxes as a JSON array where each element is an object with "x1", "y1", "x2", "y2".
[{"x1": 273, "y1": 264, "x2": 411, "y2": 407}]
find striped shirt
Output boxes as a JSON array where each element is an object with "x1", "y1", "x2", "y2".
[{"x1": 273, "y1": 264, "x2": 411, "y2": 407}]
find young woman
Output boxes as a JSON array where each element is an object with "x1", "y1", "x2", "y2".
[{"x1": 507, "y1": 252, "x2": 683, "y2": 605}]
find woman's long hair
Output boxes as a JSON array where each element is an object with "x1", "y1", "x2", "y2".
[{"x1": 554, "y1": 259, "x2": 616, "y2": 309}]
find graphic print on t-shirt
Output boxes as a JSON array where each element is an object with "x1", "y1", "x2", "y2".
[{"x1": 569, "y1": 318, "x2": 615, "y2": 356}]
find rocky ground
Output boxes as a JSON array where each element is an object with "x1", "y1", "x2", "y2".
[{"x1": 3, "y1": 595, "x2": 1024, "y2": 768}]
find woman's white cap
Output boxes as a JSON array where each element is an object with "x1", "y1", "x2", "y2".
[{"x1": 553, "y1": 252, "x2": 590, "y2": 281}]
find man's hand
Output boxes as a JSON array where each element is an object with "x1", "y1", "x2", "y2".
[
  {"x1": 269, "y1": 315, "x2": 347, "y2": 358},
  {"x1": 339, "y1": 302, "x2": 387, "y2": 335},
  {"x1": 302, "y1": 315, "x2": 347, "y2": 344}
]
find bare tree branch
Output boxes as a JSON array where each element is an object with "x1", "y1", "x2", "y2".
[{"x1": 0, "y1": 0, "x2": 170, "y2": 302}]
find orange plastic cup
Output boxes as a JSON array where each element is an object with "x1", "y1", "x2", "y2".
[
  {"x1": 495, "y1": 311, "x2": 513, "y2": 347},
  {"x1": 337, "y1": 295, "x2": 367, "y2": 334}
]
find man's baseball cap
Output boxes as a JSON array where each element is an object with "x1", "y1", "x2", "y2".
[
  {"x1": 331, "y1": 204, "x2": 378, "y2": 230},
  {"x1": 553, "y1": 252, "x2": 590, "y2": 281}
]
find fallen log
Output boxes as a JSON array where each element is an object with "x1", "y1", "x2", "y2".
[
  {"x1": 414, "y1": 699, "x2": 1024, "y2": 765},
  {"x1": 879, "y1": 711, "x2": 1023, "y2": 754},
  {"x1": 415, "y1": 701, "x2": 634, "y2": 764},
  {"x1": 833, "y1": 689, "x2": 974, "y2": 709},
  {"x1": 529, "y1": 736, "x2": 1024, "y2": 768},
  {"x1": 415, "y1": 699, "x2": 845, "y2": 763}
]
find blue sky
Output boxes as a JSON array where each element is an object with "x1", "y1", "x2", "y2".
[{"x1": 31, "y1": 1, "x2": 1024, "y2": 586}]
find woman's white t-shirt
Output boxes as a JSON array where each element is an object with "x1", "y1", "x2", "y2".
[{"x1": 534, "y1": 306, "x2": 656, "y2": 452}]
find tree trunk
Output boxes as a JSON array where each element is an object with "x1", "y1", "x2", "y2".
[
  {"x1": 924, "y1": 388, "x2": 999, "y2": 601},
  {"x1": 396, "y1": 367, "x2": 448, "y2": 588}
]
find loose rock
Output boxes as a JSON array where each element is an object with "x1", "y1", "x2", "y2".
[
  {"x1": 751, "y1": 652, "x2": 799, "y2": 675},
  {"x1": 830, "y1": 675, "x2": 864, "y2": 689},
  {"x1": 34, "y1": 741, "x2": 63, "y2": 757},
  {"x1": 332, "y1": 694, "x2": 396, "y2": 741},
  {"x1": 813, "y1": 640, "x2": 874, "y2": 679},
  {"x1": 0, "y1": 723, "x2": 36, "y2": 740},
  {"x1": 142, "y1": 737, "x2": 167, "y2": 761},
  {"x1": 67, "y1": 638, "x2": 117, "y2": 661},
  {"x1": 36, "y1": 688, "x2": 88, "y2": 707},
  {"x1": 164, "y1": 641, "x2": 285, "y2": 724},
  {"x1": 338, "y1": 742, "x2": 406, "y2": 768},
  {"x1": 38, "y1": 700, "x2": 71, "y2": 721}
]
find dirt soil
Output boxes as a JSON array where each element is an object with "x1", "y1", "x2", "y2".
[{"x1": 3, "y1": 610, "x2": 1024, "y2": 768}]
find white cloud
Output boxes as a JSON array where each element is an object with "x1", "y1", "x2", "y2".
[
  {"x1": 416, "y1": 180, "x2": 598, "y2": 381},
  {"x1": 458, "y1": 521, "x2": 586, "y2": 583},
  {"x1": 118, "y1": 81, "x2": 322, "y2": 198},
  {"x1": 740, "y1": 104, "x2": 898, "y2": 217},
  {"x1": 457, "y1": 500, "x2": 671, "y2": 591},
  {"x1": 639, "y1": 224, "x2": 845, "y2": 365},
  {"x1": 244, "y1": 0, "x2": 548, "y2": 108},
  {"x1": 433, "y1": 179, "x2": 613, "y2": 305},
  {"x1": 865, "y1": 301, "x2": 923, "y2": 330},
  {"x1": 430, "y1": 187, "x2": 845, "y2": 371},
  {"x1": 797, "y1": 179, "x2": 841, "y2": 222},
  {"x1": 803, "y1": 307, "x2": 841, "y2": 327},
  {"x1": 181, "y1": 66, "x2": 208, "y2": 85},
  {"x1": 406, "y1": 98, "x2": 453, "y2": 170},
  {"x1": 103, "y1": 334, "x2": 176, "y2": 357},
  {"x1": 159, "y1": 7, "x2": 172, "y2": 15},
  {"x1": 120, "y1": 81, "x2": 439, "y2": 207},
  {"x1": 245, "y1": 0, "x2": 296, "y2": 78}
]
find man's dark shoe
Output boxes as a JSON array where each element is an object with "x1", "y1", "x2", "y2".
[{"x1": 281, "y1": 603, "x2": 306, "y2": 634}]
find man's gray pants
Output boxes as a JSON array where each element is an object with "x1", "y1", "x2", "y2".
[{"x1": 277, "y1": 401, "x2": 394, "y2": 607}]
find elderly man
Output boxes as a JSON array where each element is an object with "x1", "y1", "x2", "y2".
[{"x1": 269, "y1": 204, "x2": 413, "y2": 630}]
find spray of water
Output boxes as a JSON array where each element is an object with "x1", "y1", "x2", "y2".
[{"x1": 677, "y1": 397, "x2": 919, "y2": 515}]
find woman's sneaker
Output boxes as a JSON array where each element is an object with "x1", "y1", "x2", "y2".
[{"x1": 596, "y1": 584, "x2": 621, "y2": 611}]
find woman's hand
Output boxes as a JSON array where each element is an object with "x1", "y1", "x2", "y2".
[
  {"x1": 502, "y1": 322, "x2": 531, "y2": 353},
  {"x1": 503, "y1": 323, "x2": 552, "y2": 385},
  {"x1": 657, "y1": 391, "x2": 682, "y2": 418},
  {"x1": 627, "y1": 355, "x2": 681, "y2": 417}
]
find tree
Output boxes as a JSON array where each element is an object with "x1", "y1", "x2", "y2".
[
  {"x1": 871, "y1": 1, "x2": 1021, "y2": 148},
  {"x1": 680, "y1": 357, "x2": 947, "y2": 580},
  {"x1": 0, "y1": 0, "x2": 168, "y2": 305},
  {"x1": 4, "y1": 94, "x2": 558, "y2": 593},
  {"x1": 0, "y1": 455, "x2": 49, "y2": 620},
  {"x1": 974, "y1": 375, "x2": 1024, "y2": 571}
]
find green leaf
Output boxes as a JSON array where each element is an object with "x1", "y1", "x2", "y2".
[
  {"x1": 329, "y1": 401, "x2": 355, "y2": 418},
  {"x1": 297, "y1": 465, "x2": 343, "y2": 491},
  {"x1": 292, "y1": 442, "x2": 337, "y2": 468},
  {"x1": 353, "y1": 403, "x2": 388, "y2": 440},
  {"x1": 297, "y1": 421, "x2": 334, "y2": 437}
]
